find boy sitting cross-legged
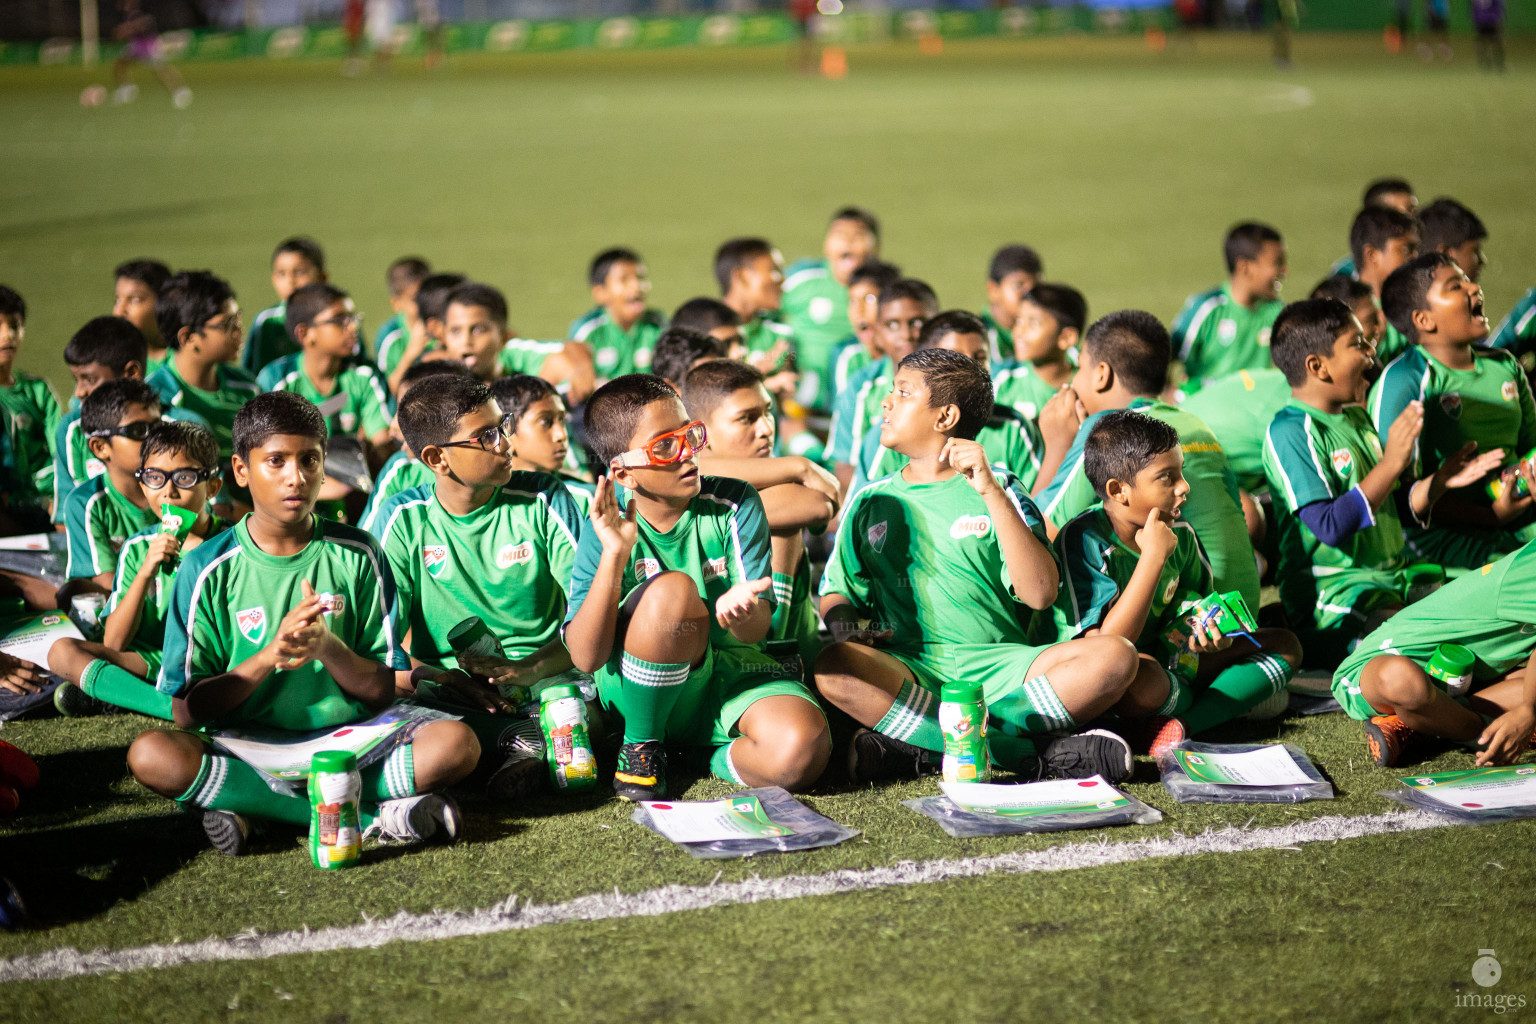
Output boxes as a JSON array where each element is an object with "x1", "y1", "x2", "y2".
[
  {"x1": 128, "y1": 392, "x2": 477, "y2": 854},
  {"x1": 1053, "y1": 410, "x2": 1302, "y2": 758},
  {"x1": 564, "y1": 374, "x2": 830, "y2": 800},
  {"x1": 815, "y1": 348, "x2": 1139, "y2": 784}
]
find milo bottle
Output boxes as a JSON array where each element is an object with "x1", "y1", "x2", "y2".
[
  {"x1": 308, "y1": 750, "x2": 362, "y2": 870},
  {"x1": 539, "y1": 684, "x2": 597, "y2": 792},
  {"x1": 448, "y1": 615, "x2": 527, "y2": 704},
  {"x1": 1426, "y1": 643, "x2": 1475, "y2": 697},
  {"x1": 939, "y1": 681, "x2": 990, "y2": 783}
]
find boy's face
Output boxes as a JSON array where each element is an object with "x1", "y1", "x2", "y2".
[
  {"x1": 1367, "y1": 230, "x2": 1419, "y2": 282},
  {"x1": 1011, "y1": 299, "x2": 1071, "y2": 363},
  {"x1": 1240, "y1": 241, "x2": 1287, "y2": 301},
  {"x1": 1420, "y1": 264, "x2": 1489, "y2": 345},
  {"x1": 1377, "y1": 190, "x2": 1418, "y2": 217},
  {"x1": 733, "y1": 253, "x2": 784, "y2": 312},
  {"x1": 390, "y1": 281, "x2": 422, "y2": 318},
  {"x1": 934, "y1": 331, "x2": 991, "y2": 368},
  {"x1": 985, "y1": 270, "x2": 1037, "y2": 327},
  {"x1": 593, "y1": 260, "x2": 651, "y2": 326},
  {"x1": 271, "y1": 252, "x2": 322, "y2": 303},
  {"x1": 510, "y1": 394, "x2": 570, "y2": 473},
  {"x1": 69, "y1": 362, "x2": 123, "y2": 403},
  {"x1": 1351, "y1": 296, "x2": 1385, "y2": 349},
  {"x1": 435, "y1": 400, "x2": 513, "y2": 489},
  {"x1": 879, "y1": 367, "x2": 945, "y2": 452},
  {"x1": 876, "y1": 297, "x2": 930, "y2": 364},
  {"x1": 137, "y1": 447, "x2": 219, "y2": 514},
  {"x1": 0, "y1": 314, "x2": 23, "y2": 367},
  {"x1": 703, "y1": 384, "x2": 775, "y2": 458},
  {"x1": 113, "y1": 277, "x2": 160, "y2": 341},
  {"x1": 89, "y1": 402, "x2": 159, "y2": 474},
  {"x1": 1314, "y1": 319, "x2": 1377, "y2": 404},
  {"x1": 233, "y1": 433, "x2": 326, "y2": 527},
  {"x1": 824, "y1": 221, "x2": 877, "y2": 287},
  {"x1": 613, "y1": 397, "x2": 701, "y2": 502},
  {"x1": 443, "y1": 302, "x2": 506, "y2": 380},
  {"x1": 848, "y1": 279, "x2": 881, "y2": 349},
  {"x1": 185, "y1": 298, "x2": 243, "y2": 364},
  {"x1": 1441, "y1": 239, "x2": 1486, "y2": 284},
  {"x1": 1114, "y1": 447, "x2": 1189, "y2": 525},
  {"x1": 303, "y1": 299, "x2": 361, "y2": 357}
]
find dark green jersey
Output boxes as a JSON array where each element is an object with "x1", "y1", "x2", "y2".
[
  {"x1": 826, "y1": 357, "x2": 892, "y2": 465},
  {"x1": 830, "y1": 335, "x2": 873, "y2": 396},
  {"x1": 1172, "y1": 283, "x2": 1283, "y2": 384},
  {"x1": 257, "y1": 355, "x2": 393, "y2": 440},
  {"x1": 358, "y1": 450, "x2": 434, "y2": 533},
  {"x1": 1489, "y1": 287, "x2": 1536, "y2": 358},
  {"x1": 242, "y1": 303, "x2": 296, "y2": 377},
  {"x1": 1374, "y1": 323, "x2": 1412, "y2": 367},
  {"x1": 64, "y1": 473, "x2": 157, "y2": 579},
  {"x1": 1179, "y1": 368, "x2": 1292, "y2": 493},
  {"x1": 570, "y1": 307, "x2": 665, "y2": 380},
  {"x1": 375, "y1": 315, "x2": 436, "y2": 379},
  {"x1": 146, "y1": 361, "x2": 261, "y2": 464},
  {"x1": 0, "y1": 374, "x2": 60, "y2": 509},
  {"x1": 109, "y1": 516, "x2": 233, "y2": 659}
]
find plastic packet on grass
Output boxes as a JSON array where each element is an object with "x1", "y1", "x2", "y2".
[
  {"x1": 902, "y1": 776, "x2": 1162, "y2": 837},
  {"x1": 630, "y1": 786, "x2": 860, "y2": 860},
  {"x1": 1157, "y1": 741, "x2": 1333, "y2": 804},
  {"x1": 1379, "y1": 764, "x2": 1536, "y2": 824}
]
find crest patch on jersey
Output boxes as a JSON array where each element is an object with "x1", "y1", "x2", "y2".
[
  {"x1": 1331, "y1": 449, "x2": 1354, "y2": 476},
  {"x1": 950, "y1": 515, "x2": 992, "y2": 539},
  {"x1": 1440, "y1": 392, "x2": 1462, "y2": 420},
  {"x1": 237, "y1": 606, "x2": 266, "y2": 644},
  {"x1": 424, "y1": 545, "x2": 449, "y2": 579},
  {"x1": 1503, "y1": 380, "x2": 1520, "y2": 402},
  {"x1": 809, "y1": 296, "x2": 835, "y2": 325},
  {"x1": 868, "y1": 521, "x2": 888, "y2": 553},
  {"x1": 635, "y1": 557, "x2": 662, "y2": 580},
  {"x1": 1218, "y1": 319, "x2": 1238, "y2": 343},
  {"x1": 497, "y1": 542, "x2": 533, "y2": 569},
  {"x1": 86, "y1": 458, "x2": 107, "y2": 479}
]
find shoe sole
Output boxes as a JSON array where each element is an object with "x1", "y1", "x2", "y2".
[
  {"x1": 1363, "y1": 723, "x2": 1397, "y2": 768},
  {"x1": 202, "y1": 811, "x2": 249, "y2": 856},
  {"x1": 408, "y1": 794, "x2": 463, "y2": 843},
  {"x1": 486, "y1": 756, "x2": 545, "y2": 803}
]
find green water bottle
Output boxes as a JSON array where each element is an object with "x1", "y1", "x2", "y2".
[
  {"x1": 539, "y1": 684, "x2": 597, "y2": 792},
  {"x1": 939, "y1": 682, "x2": 990, "y2": 783},
  {"x1": 308, "y1": 750, "x2": 361, "y2": 870},
  {"x1": 1426, "y1": 643, "x2": 1475, "y2": 697}
]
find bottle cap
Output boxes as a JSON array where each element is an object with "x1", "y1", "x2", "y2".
[
  {"x1": 541, "y1": 683, "x2": 582, "y2": 702},
  {"x1": 311, "y1": 749, "x2": 357, "y2": 773},
  {"x1": 940, "y1": 682, "x2": 984, "y2": 705},
  {"x1": 1427, "y1": 643, "x2": 1475, "y2": 681}
]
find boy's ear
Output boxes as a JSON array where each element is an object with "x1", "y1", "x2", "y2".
[
  {"x1": 86, "y1": 436, "x2": 112, "y2": 461},
  {"x1": 608, "y1": 462, "x2": 636, "y2": 493},
  {"x1": 292, "y1": 322, "x2": 310, "y2": 348},
  {"x1": 1102, "y1": 477, "x2": 1132, "y2": 507},
  {"x1": 230, "y1": 453, "x2": 250, "y2": 488},
  {"x1": 1411, "y1": 306, "x2": 1437, "y2": 338},
  {"x1": 123, "y1": 360, "x2": 145, "y2": 380},
  {"x1": 1057, "y1": 327, "x2": 1080, "y2": 353},
  {"x1": 418, "y1": 443, "x2": 450, "y2": 475},
  {"x1": 176, "y1": 325, "x2": 194, "y2": 349},
  {"x1": 1304, "y1": 351, "x2": 1330, "y2": 383},
  {"x1": 1089, "y1": 359, "x2": 1114, "y2": 394},
  {"x1": 206, "y1": 473, "x2": 223, "y2": 500},
  {"x1": 590, "y1": 283, "x2": 607, "y2": 304},
  {"x1": 933, "y1": 403, "x2": 961, "y2": 434}
]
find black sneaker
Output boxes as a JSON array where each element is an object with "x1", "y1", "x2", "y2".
[
  {"x1": 846, "y1": 728, "x2": 938, "y2": 785},
  {"x1": 53, "y1": 681, "x2": 112, "y2": 718},
  {"x1": 487, "y1": 720, "x2": 546, "y2": 803},
  {"x1": 201, "y1": 809, "x2": 252, "y2": 856},
  {"x1": 613, "y1": 740, "x2": 666, "y2": 801},
  {"x1": 1037, "y1": 729, "x2": 1134, "y2": 783}
]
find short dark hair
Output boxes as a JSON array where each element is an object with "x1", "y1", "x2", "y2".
[
  {"x1": 848, "y1": 259, "x2": 902, "y2": 294},
  {"x1": 669, "y1": 298, "x2": 741, "y2": 335},
  {"x1": 682, "y1": 359, "x2": 766, "y2": 424},
  {"x1": 584, "y1": 375, "x2": 681, "y2": 467},
  {"x1": 830, "y1": 206, "x2": 880, "y2": 241},
  {"x1": 1363, "y1": 177, "x2": 1414, "y2": 207},
  {"x1": 1349, "y1": 206, "x2": 1418, "y2": 267},
  {"x1": 1022, "y1": 283, "x2": 1089, "y2": 334},
  {"x1": 878, "y1": 278, "x2": 939, "y2": 313},
  {"x1": 653, "y1": 327, "x2": 726, "y2": 384},
  {"x1": 232, "y1": 391, "x2": 327, "y2": 462},
  {"x1": 1082, "y1": 310, "x2": 1170, "y2": 396},
  {"x1": 65, "y1": 316, "x2": 148, "y2": 372},
  {"x1": 272, "y1": 236, "x2": 325, "y2": 273},
  {"x1": 446, "y1": 281, "x2": 508, "y2": 328},
  {"x1": 157, "y1": 270, "x2": 235, "y2": 350},
  {"x1": 141, "y1": 419, "x2": 218, "y2": 469},
  {"x1": 0, "y1": 286, "x2": 25, "y2": 325},
  {"x1": 414, "y1": 272, "x2": 468, "y2": 325},
  {"x1": 397, "y1": 374, "x2": 494, "y2": 455},
  {"x1": 1083, "y1": 409, "x2": 1180, "y2": 500},
  {"x1": 589, "y1": 247, "x2": 643, "y2": 288},
  {"x1": 387, "y1": 257, "x2": 431, "y2": 296},
  {"x1": 1309, "y1": 273, "x2": 1375, "y2": 308},
  {"x1": 81, "y1": 378, "x2": 160, "y2": 435},
  {"x1": 400, "y1": 358, "x2": 474, "y2": 390},
  {"x1": 916, "y1": 310, "x2": 988, "y2": 350},
  {"x1": 1419, "y1": 197, "x2": 1488, "y2": 252},
  {"x1": 898, "y1": 348, "x2": 993, "y2": 441},
  {"x1": 714, "y1": 237, "x2": 774, "y2": 295},
  {"x1": 988, "y1": 244, "x2": 1044, "y2": 283},
  {"x1": 285, "y1": 282, "x2": 350, "y2": 343},
  {"x1": 113, "y1": 259, "x2": 171, "y2": 294},
  {"x1": 1224, "y1": 222, "x2": 1283, "y2": 274},
  {"x1": 1270, "y1": 298, "x2": 1358, "y2": 387},
  {"x1": 1381, "y1": 252, "x2": 1459, "y2": 345},
  {"x1": 491, "y1": 373, "x2": 559, "y2": 429}
]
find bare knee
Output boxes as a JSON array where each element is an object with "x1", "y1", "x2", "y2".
[
  {"x1": 626, "y1": 571, "x2": 709, "y2": 660},
  {"x1": 1115, "y1": 656, "x2": 1172, "y2": 717},
  {"x1": 412, "y1": 720, "x2": 481, "y2": 787},
  {"x1": 1073, "y1": 635, "x2": 1139, "y2": 695},
  {"x1": 812, "y1": 642, "x2": 866, "y2": 706},
  {"x1": 1369, "y1": 655, "x2": 1436, "y2": 710},
  {"x1": 127, "y1": 729, "x2": 204, "y2": 797},
  {"x1": 1257, "y1": 627, "x2": 1303, "y2": 670},
  {"x1": 48, "y1": 638, "x2": 90, "y2": 684},
  {"x1": 743, "y1": 713, "x2": 830, "y2": 791}
]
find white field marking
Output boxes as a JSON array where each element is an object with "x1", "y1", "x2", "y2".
[
  {"x1": 2, "y1": 810, "x2": 1451, "y2": 984},
  {"x1": 1259, "y1": 82, "x2": 1315, "y2": 112}
]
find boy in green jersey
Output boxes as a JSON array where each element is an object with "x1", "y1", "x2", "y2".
[
  {"x1": 1329, "y1": 178, "x2": 1418, "y2": 277},
  {"x1": 570, "y1": 247, "x2": 666, "y2": 382},
  {"x1": 1263, "y1": 299, "x2": 1497, "y2": 665},
  {"x1": 62, "y1": 380, "x2": 161, "y2": 590},
  {"x1": 491, "y1": 374, "x2": 593, "y2": 513},
  {"x1": 1488, "y1": 286, "x2": 1536, "y2": 360},
  {"x1": 980, "y1": 244, "x2": 1043, "y2": 362},
  {"x1": 382, "y1": 271, "x2": 463, "y2": 394},
  {"x1": 564, "y1": 375, "x2": 829, "y2": 800},
  {"x1": 372, "y1": 256, "x2": 430, "y2": 382},
  {"x1": 242, "y1": 236, "x2": 325, "y2": 377},
  {"x1": 442, "y1": 282, "x2": 595, "y2": 403},
  {"x1": 129, "y1": 392, "x2": 477, "y2": 855},
  {"x1": 1053, "y1": 410, "x2": 1302, "y2": 759},
  {"x1": 781, "y1": 206, "x2": 880, "y2": 410},
  {"x1": 816, "y1": 348, "x2": 1139, "y2": 783},
  {"x1": 828, "y1": 260, "x2": 901, "y2": 398},
  {"x1": 50, "y1": 421, "x2": 230, "y2": 719},
  {"x1": 1171, "y1": 222, "x2": 1287, "y2": 390},
  {"x1": 359, "y1": 360, "x2": 474, "y2": 532},
  {"x1": 992, "y1": 282, "x2": 1085, "y2": 422},
  {"x1": 112, "y1": 259, "x2": 171, "y2": 374},
  {"x1": 1333, "y1": 535, "x2": 1536, "y2": 768},
  {"x1": 1419, "y1": 197, "x2": 1488, "y2": 284},
  {"x1": 715, "y1": 237, "x2": 795, "y2": 374},
  {"x1": 1349, "y1": 205, "x2": 1421, "y2": 366},
  {"x1": 0, "y1": 286, "x2": 63, "y2": 527},
  {"x1": 1373, "y1": 253, "x2": 1536, "y2": 570},
  {"x1": 53, "y1": 317, "x2": 151, "y2": 523},
  {"x1": 1035, "y1": 311, "x2": 1261, "y2": 610},
  {"x1": 1179, "y1": 367, "x2": 1291, "y2": 498}
]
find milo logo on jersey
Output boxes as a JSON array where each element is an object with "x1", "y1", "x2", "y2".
[
  {"x1": 949, "y1": 515, "x2": 992, "y2": 540},
  {"x1": 701, "y1": 556, "x2": 727, "y2": 581},
  {"x1": 635, "y1": 557, "x2": 662, "y2": 581},
  {"x1": 1440, "y1": 393, "x2": 1462, "y2": 420},
  {"x1": 237, "y1": 606, "x2": 267, "y2": 644},
  {"x1": 496, "y1": 542, "x2": 533, "y2": 569},
  {"x1": 1331, "y1": 449, "x2": 1354, "y2": 476},
  {"x1": 424, "y1": 545, "x2": 449, "y2": 579},
  {"x1": 1503, "y1": 381, "x2": 1520, "y2": 402}
]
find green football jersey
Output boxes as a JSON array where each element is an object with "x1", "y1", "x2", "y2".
[
  {"x1": 1489, "y1": 287, "x2": 1536, "y2": 358},
  {"x1": 1179, "y1": 368, "x2": 1292, "y2": 493},
  {"x1": 0, "y1": 374, "x2": 61, "y2": 509},
  {"x1": 109, "y1": 516, "x2": 233, "y2": 661},
  {"x1": 820, "y1": 469, "x2": 1051, "y2": 650},
  {"x1": 146, "y1": 361, "x2": 261, "y2": 464},
  {"x1": 1172, "y1": 283, "x2": 1283, "y2": 384},
  {"x1": 64, "y1": 473, "x2": 159, "y2": 579},
  {"x1": 979, "y1": 310, "x2": 1015, "y2": 362},
  {"x1": 158, "y1": 516, "x2": 409, "y2": 732},
  {"x1": 242, "y1": 303, "x2": 297, "y2": 378},
  {"x1": 830, "y1": 335, "x2": 873, "y2": 396},
  {"x1": 375, "y1": 317, "x2": 436, "y2": 380},
  {"x1": 852, "y1": 407, "x2": 1043, "y2": 495},
  {"x1": 371, "y1": 474, "x2": 584, "y2": 668},
  {"x1": 826, "y1": 357, "x2": 893, "y2": 465},
  {"x1": 1053, "y1": 505, "x2": 1213, "y2": 674},
  {"x1": 497, "y1": 337, "x2": 564, "y2": 377},
  {"x1": 740, "y1": 312, "x2": 795, "y2": 371},
  {"x1": 781, "y1": 259, "x2": 849, "y2": 401},
  {"x1": 561, "y1": 475, "x2": 595, "y2": 517},
  {"x1": 564, "y1": 476, "x2": 775, "y2": 655},
  {"x1": 992, "y1": 359, "x2": 1059, "y2": 422},
  {"x1": 1374, "y1": 323, "x2": 1412, "y2": 367},
  {"x1": 358, "y1": 450, "x2": 434, "y2": 533},
  {"x1": 258, "y1": 355, "x2": 392, "y2": 440},
  {"x1": 144, "y1": 352, "x2": 167, "y2": 378},
  {"x1": 570, "y1": 307, "x2": 665, "y2": 380}
]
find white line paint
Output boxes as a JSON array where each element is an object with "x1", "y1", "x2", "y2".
[{"x1": 1, "y1": 810, "x2": 1451, "y2": 984}]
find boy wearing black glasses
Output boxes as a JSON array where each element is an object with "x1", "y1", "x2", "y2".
[
  {"x1": 63, "y1": 379, "x2": 162, "y2": 590},
  {"x1": 564, "y1": 374, "x2": 830, "y2": 801}
]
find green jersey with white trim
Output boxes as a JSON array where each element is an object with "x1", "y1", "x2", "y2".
[
  {"x1": 829, "y1": 335, "x2": 873, "y2": 396},
  {"x1": 359, "y1": 451, "x2": 433, "y2": 533},
  {"x1": 257, "y1": 354, "x2": 393, "y2": 440},
  {"x1": 497, "y1": 337, "x2": 563, "y2": 377},
  {"x1": 561, "y1": 475, "x2": 595, "y2": 517},
  {"x1": 242, "y1": 303, "x2": 296, "y2": 377},
  {"x1": 146, "y1": 361, "x2": 261, "y2": 464},
  {"x1": 109, "y1": 516, "x2": 233, "y2": 661},
  {"x1": 979, "y1": 310, "x2": 1014, "y2": 362},
  {"x1": 51, "y1": 407, "x2": 210, "y2": 524},
  {"x1": 64, "y1": 473, "x2": 157, "y2": 579},
  {"x1": 1374, "y1": 323, "x2": 1412, "y2": 367},
  {"x1": 1172, "y1": 283, "x2": 1283, "y2": 384},
  {"x1": 852, "y1": 407, "x2": 1043, "y2": 495},
  {"x1": 1489, "y1": 287, "x2": 1536, "y2": 358},
  {"x1": 992, "y1": 359, "x2": 1059, "y2": 422},
  {"x1": 826, "y1": 357, "x2": 892, "y2": 465},
  {"x1": 570, "y1": 307, "x2": 664, "y2": 381},
  {"x1": 375, "y1": 315, "x2": 436, "y2": 379},
  {"x1": 781, "y1": 259, "x2": 848, "y2": 395},
  {"x1": 157, "y1": 516, "x2": 409, "y2": 731},
  {"x1": 371, "y1": 474, "x2": 584, "y2": 668},
  {"x1": 564, "y1": 476, "x2": 776, "y2": 654},
  {"x1": 0, "y1": 374, "x2": 60, "y2": 509},
  {"x1": 820, "y1": 469, "x2": 1051, "y2": 649},
  {"x1": 740, "y1": 312, "x2": 795, "y2": 371},
  {"x1": 1179, "y1": 368, "x2": 1292, "y2": 493}
]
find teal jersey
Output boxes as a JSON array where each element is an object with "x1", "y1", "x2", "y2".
[
  {"x1": 829, "y1": 335, "x2": 873, "y2": 396},
  {"x1": 375, "y1": 317, "x2": 435, "y2": 379},
  {"x1": 258, "y1": 354, "x2": 393, "y2": 440},
  {"x1": 1172, "y1": 283, "x2": 1283, "y2": 384},
  {"x1": 242, "y1": 303, "x2": 296, "y2": 377},
  {"x1": 359, "y1": 450, "x2": 434, "y2": 533},
  {"x1": 826, "y1": 357, "x2": 893, "y2": 465},
  {"x1": 1375, "y1": 323, "x2": 1412, "y2": 367},
  {"x1": 1179, "y1": 368, "x2": 1292, "y2": 493},
  {"x1": 979, "y1": 310, "x2": 1014, "y2": 362},
  {"x1": 497, "y1": 337, "x2": 564, "y2": 377},
  {"x1": 109, "y1": 516, "x2": 233, "y2": 660},
  {"x1": 992, "y1": 359, "x2": 1060, "y2": 421},
  {"x1": 852, "y1": 407, "x2": 1043, "y2": 496},
  {"x1": 781, "y1": 259, "x2": 849, "y2": 394},
  {"x1": 561, "y1": 474, "x2": 595, "y2": 517},
  {"x1": 1330, "y1": 254, "x2": 1357, "y2": 277},
  {"x1": 570, "y1": 307, "x2": 665, "y2": 381},
  {"x1": 1489, "y1": 287, "x2": 1536, "y2": 357},
  {"x1": 64, "y1": 473, "x2": 158, "y2": 579},
  {"x1": 1053, "y1": 506, "x2": 1213, "y2": 673},
  {"x1": 158, "y1": 516, "x2": 409, "y2": 732},
  {"x1": 371, "y1": 474, "x2": 584, "y2": 668},
  {"x1": 564, "y1": 476, "x2": 775, "y2": 655},
  {"x1": 146, "y1": 361, "x2": 262, "y2": 463},
  {"x1": 0, "y1": 373, "x2": 61, "y2": 508},
  {"x1": 144, "y1": 352, "x2": 168, "y2": 378},
  {"x1": 820, "y1": 469, "x2": 1052, "y2": 650}
]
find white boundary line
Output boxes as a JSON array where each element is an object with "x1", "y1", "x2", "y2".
[{"x1": 1, "y1": 810, "x2": 1451, "y2": 984}]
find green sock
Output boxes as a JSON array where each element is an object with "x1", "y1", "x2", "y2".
[
  {"x1": 80, "y1": 660, "x2": 173, "y2": 720},
  {"x1": 1181, "y1": 653, "x2": 1294, "y2": 736},
  {"x1": 174, "y1": 754, "x2": 309, "y2": 826},
  {"x1": 360, "y1": 744, "x2": 416, "y2": 802},
  {"x1": 617, "y1": 652, "x2": 690, "y2": 744},
  {"x1": 986, "y1": 729, "x2": 1038, "y2": 772},
  {"x1": 874, "y1": 678, "x2": 944, "y2": 752},
  {"x1": 708, "y1": 741, "x2": 744, "y2": 784},
  {"x1": 769, "y1": 572, "x2": 795, "y2": 634},
  {"x1": 987, "y1": 672, "x2": 1078, "y2": 735}
]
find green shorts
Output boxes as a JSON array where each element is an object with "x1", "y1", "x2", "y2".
[
  {"x1": 136, "y1": 645, "x2": 162, "y2": 677},
  {"x1": 1287, "y1": 567, "x2": 1404, "y2": 668},
  {"x1": 888, "y1": 641, "x2": 1078, "y2": 736},
  {"x1": 597, "y1": 643, "x2": 819, "y2": 748},
  {"x1": 1333, "y1": 637, "x2": 1487, "y2": 721}
]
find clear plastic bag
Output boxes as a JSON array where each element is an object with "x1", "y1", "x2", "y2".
[
  {"x1": 630, "y1": 786, "x2": 861, "y2": 860},
  {"x1": 1379, "y1": 765, "x2": 1536, "y2": 823},
  {"x1": 902, "y1": 784, "x2": 1162, "y2": 838},
  {"x1": 1158, "y1": 741, "x2": 1333, "y2": 804}
]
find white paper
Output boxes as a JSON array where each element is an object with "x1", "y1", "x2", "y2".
[
  {"x1": 639, "y1": 796, "x2": 795, "y2": 842},
  {"x1": 0, "y1": 534, "x2": 54, "y2": 551},
  {"x1": 1176, "y1": 744, "x2": 1313, "y2": 787},
  {"x1": 940, "y1": 775, "x2": 1126, "y2": 813},
  {"x1": 0, "y1": 612, "x2": 84, "y2": 670},
  {"x1": 1411, "y1": 767, "x2": 1536, "y2": 810}
]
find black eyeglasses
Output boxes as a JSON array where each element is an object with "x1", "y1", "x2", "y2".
[
  {"x1": 311, "y1": 312, "x2": 363, "y2": 330},
  {"x1": 88, "y1": 422, "x2": 153, "y2": 442},
  {"x1": 438, "y1": 415, "x2": 515, "y2": 453},
  {"x1": 135, "y1": 466, "x2": 219, "y2": 490}
]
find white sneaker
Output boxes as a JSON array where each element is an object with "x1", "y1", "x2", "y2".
[
  {"x1": 365, "y1": 793, "x2": 462, "y2": 845},
  {"x1": 172, "y1": 87, "x2": 192, "y2": 109},
  {"x1": 112, "y1": 83, "x2": 139, "y2": 104}
]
